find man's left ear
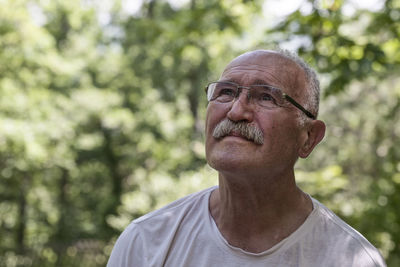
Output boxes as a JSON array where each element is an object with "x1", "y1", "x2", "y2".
[{"x1": 298, "y1": 120, "x2": 326, "y2": 158}]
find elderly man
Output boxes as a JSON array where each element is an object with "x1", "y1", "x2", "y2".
[{"x1": 107, "y1": 50, "x2": 386, "y2": 266}]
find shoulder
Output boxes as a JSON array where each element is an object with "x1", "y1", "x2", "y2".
[
  {"x1": 107, "y1": 221, "x2": 145, "y2": 267},
  {"x1": 133, "y1": 186, "x2": 216, "y2": 224},
  {"x1": 107, "y1": 186, "x2": 216, "y2": 267},
  {"x1": 310, "y1": 198, "x2": 386, "y2": 267}
]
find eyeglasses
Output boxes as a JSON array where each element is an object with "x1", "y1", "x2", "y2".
[{"x1": 205, "y1": 81, "x2": 316, "y2": 119}]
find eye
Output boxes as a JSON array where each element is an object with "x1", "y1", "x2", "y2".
[
  {"x1": 208, "y1": 82, "x2": 237, "y2": 102},
  {"x1": 218, "y1": 88, "x2": 236, "y2": 96},
  {"x1": 254, "y1": 87, "x2": 280, "y2": 107},
  {"x1": 260, "y1": 93, "x2": 274, "y2": 101},
  {"x1": 258, "y1": 91, "x2": 277, "y2": 104}
]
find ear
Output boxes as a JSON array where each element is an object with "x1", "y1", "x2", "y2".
[{"x1": 298, "y1": 120, "x2": 326, "y2": 158}]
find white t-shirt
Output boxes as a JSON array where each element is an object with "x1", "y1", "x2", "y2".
[{"x1": 107, "y1": 186, "x2": 386, "y2": 267}]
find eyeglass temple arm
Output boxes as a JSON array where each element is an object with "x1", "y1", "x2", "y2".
[{"x1": 283, "y1": 94, "x2": 316, "y2": 119}]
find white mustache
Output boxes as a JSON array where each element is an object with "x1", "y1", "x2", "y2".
[{"x1": 212, "y1": 119, "x2": 264, "y2": 145}]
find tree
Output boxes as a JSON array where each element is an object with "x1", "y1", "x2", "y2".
[{"x1": 1, "y1": 0, "x2": 399, "y2": 266}]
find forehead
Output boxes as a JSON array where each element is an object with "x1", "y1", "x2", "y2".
[{"x1": 220, "y1": 51, "x2": 306, "y2": 97}]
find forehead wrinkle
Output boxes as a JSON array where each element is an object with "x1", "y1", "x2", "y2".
[
  {"x1": 221, "y1": 68, "x2": 292, "y2": 94},
  {"x1": 224, "y1": 63, "x2": 274, "y2": 70}
]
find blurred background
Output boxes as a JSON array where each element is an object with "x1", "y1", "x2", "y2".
[{"x1": 0, "y1": 0, "x2": 399, "y2": 266}]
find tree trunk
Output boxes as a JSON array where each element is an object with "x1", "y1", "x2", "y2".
[{"x1": 16, "y1": 175, "x2": 28, "y2": 254}]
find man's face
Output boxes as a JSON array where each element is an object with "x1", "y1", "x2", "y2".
[{"x1": 205, "y1": 51, "x2": 310, "y2": 176}]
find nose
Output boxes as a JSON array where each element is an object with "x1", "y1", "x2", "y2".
[{"x1": 226, "y1": 88, "x2": 254, "y2": 122}]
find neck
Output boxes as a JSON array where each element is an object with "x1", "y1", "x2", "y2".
[{"x1": 209, "y1": 170, "x2": 313, "y2": 253}]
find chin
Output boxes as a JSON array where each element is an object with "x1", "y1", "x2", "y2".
[
  {"x1": 206, "y1": 151, "x2": 256, "y2": 173},
  {"x1": 205, "y1": 138, "x2": 266, "y2": 173}
]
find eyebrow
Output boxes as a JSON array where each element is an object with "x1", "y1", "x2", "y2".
[
  {"x1": 252, "y1": 79, "x2": 273, "y2": 86},
  {"x1": 218, "y1": 79, "x2": 241, "y2": 84}
]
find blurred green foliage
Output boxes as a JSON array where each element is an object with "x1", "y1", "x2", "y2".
[{"x1": 0, "y1": 0, "x2": 399, "y2": 266}]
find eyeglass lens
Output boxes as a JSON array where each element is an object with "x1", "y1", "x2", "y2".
[{"x1": 207, "y1": 82, "x2": 285, "y2": 108}]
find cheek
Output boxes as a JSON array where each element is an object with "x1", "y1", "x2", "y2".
[
  {"x1": 205, "y1": 104, "x2": 228, "y2": 135},
  {"x1": 205, "y1": 107, "x2": 220, "y2": 151},
  {"x1": 205, "y1": 109, "x2": 215, "y2": 139},
  {"x1": 261, "y1": 118, "x2": 299, "y2": 149}
]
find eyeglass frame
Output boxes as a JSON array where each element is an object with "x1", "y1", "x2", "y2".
[{"x1": 205, "y1": 81, "x2": 316, "y2": 120}]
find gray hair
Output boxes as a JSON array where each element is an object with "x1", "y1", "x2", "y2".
[
  {"x1": 276, "y1": 49, "x2": 321, "y2": 120},
  {"x1": 213, "y1": 119, "x2": 264, "y2": 145}
]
